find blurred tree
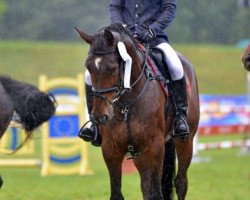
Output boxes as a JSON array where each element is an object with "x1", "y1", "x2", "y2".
[
  {"x1": 0, "y1": 0, "x2": 6, "y2": 15},
  {"x1": 0, "y1": 0, "x2": 110, "y2": 40},
  {"x1": 168, "y1": 0, "x2": 250, "y2": 44},
  {"x1": 0, "y1": 0, "x2": 249, "y2": 44},
  {"x1": 238, "y1": 0, "x2": 250, "y2": 8}
]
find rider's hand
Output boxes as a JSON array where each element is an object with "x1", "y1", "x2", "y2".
[{"x1": 138, "y1": 29, "x2": 155, "y2": 43}]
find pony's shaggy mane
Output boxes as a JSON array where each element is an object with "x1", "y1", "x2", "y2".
[
  {"x1": 0, "y1": 76, "x2": 56, "y2": 131},
  {"x1": 106, "y1": 23, "x2": 136, "y2": 45},
  {"x1": 91, "y1": 23, "x2": 137, "y2": 53}
]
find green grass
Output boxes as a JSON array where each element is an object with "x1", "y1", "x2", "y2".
[
  {"x1": 1, "y1": 141, "x2": 249, "y2": 200},
  {"x1": 0, "y1": 135, "x2": 143, "y2": 200},
  {"x1": 174, "y1": 44, "x2": 247, "y2": 94},
  {"x1": 187, "y1": 148, "x2": 250, "y2": 200},
  {"x1": 0, "y1": 41, "x2": 88, "y2": 85},
  {"x1": 0, "y1": 41, "x2": 247, "y2": 94},
  {"x1": 0, "y1": 41, "x2": 250, "y2": 199},
  {"x1": 199, "y1": 133, "x2": 248, "y2": 143}
]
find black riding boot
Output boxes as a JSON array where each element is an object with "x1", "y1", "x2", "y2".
[
  {"x1": 78, "y1": 83, "x2": 102, "y2": 146},
  {"x1": 168, "y1": 77, "x2": 190, "y2": 138}
]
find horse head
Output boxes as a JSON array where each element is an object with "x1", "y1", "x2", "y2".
[
  {"x1": 76, "y1": 23, "x2": 141, "y2": 124},
  {"x1": 242, "y1": 44, "x2": 250, "y2": 71}
]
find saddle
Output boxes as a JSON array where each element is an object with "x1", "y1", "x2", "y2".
[
  {"x1": 145, "y1": 47, "x2": 172, "y2": 97},
  {"x1": 137, "y1": 45, "x2": 174, "y2": 119},
  {"x1": 149, "y1": 48, "x2": 171, "y2": 82}
]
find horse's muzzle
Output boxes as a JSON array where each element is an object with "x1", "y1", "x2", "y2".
[
  {"x1": 92, "y1": 97, "x2": 115, "y2": 125},
  {"x1": 92, "y1": 112, "x2": 113, "y2": 125},
  {"x1": 96, "y1": 114, "x2": 109, "y2": 125},
  {"x1": 244, "y1": 54, "x2": 250, "y2": 71}
]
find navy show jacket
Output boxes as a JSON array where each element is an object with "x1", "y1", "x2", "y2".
[{"x1": 109, "y1": 0, "x2": 176, "y2": 46}]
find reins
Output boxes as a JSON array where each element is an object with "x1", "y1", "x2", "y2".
[
  {"x1": 116, "y1": 44, "x2": 151, "y2": 159},
  {"x1": 117, "y1": 44, "x2": 150, "y2": 159}
]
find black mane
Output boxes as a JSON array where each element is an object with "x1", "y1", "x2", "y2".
[
  {"x1": 107, "y1": 23, "x2": 135, "y2": 44},
  {"x1": 90, "y1": 23, "x2": 136, "y2": 53}
]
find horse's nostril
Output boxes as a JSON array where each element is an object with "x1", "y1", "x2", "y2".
[
  {"x1": 98, "y1": 115, "x2": 108, "y2": 124},
  {"x1": 246, "y1": 55, "x2": 250, "y2": 62}
]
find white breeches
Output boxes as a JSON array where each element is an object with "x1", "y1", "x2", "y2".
[{"x1": 156, "y1": 43, "x2": 184, "y2": 81}]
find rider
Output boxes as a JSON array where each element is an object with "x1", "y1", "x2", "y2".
[{"x1": 79, "y1": 0, "x2": 189, "y2": 146}]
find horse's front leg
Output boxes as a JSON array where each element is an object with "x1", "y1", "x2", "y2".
[
  {"x1": 134, "y1": 139, "x2": 165, "y2": 200},
  {"x1": 102, "y1": 146, "x2": 125, "y2": 200},
  {"x1": 174, "y1": 136, "x2": 194, "y2": 200}
]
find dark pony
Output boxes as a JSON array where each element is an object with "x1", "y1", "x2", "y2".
[
  {"x1": 76, "y1": 23, "x2": 200, "y2": 200},
  {"x1": 242, "y1": 44, "x2": 250, "y2": 71},
  {"x1": 0, "y1": 76, "x2": 56, "y2": 142}
]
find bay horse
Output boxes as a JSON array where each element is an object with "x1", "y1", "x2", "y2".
[
  {"x1": 0, "y1": 75, "x2": 56, "y2": 140},
  {"x1": 242, "y1": 44, "x2": 250, "y2": 71},
  {"x1": 76, "y1": 23, "x2": 199, "y2": 200}
]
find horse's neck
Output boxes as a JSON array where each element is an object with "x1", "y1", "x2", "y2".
[
  {"x1": 129, "y1": 48, "x2": 145, "y2": 82},
  {"x1": 121, "y1": 48, "x2": 147, "y2": 101},
  {"x1": 121, "y1": 41, "x2": 147, "y2": 93}
]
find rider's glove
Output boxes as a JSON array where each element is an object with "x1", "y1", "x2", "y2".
[{"x1": 138, "y1": 29, "x2": 155, "y2": 43}]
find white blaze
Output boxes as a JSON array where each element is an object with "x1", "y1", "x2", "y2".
[{"x1": 95, "y1": 57, "x2": 102, "y2": 69}]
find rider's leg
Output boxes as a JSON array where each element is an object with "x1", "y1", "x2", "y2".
[
  {"x1": 157, "y1": 43, "x2": 189, "y2": 138},
  {"x1": 78, "y1": 70, "x2": 102, "y2": 146}
]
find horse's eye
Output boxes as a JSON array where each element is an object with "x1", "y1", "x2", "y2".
[{"x1": 108, "y1": 66, "x2": 118, "y2": 75}]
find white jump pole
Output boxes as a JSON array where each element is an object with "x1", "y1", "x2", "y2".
[
  {"x1": 192, "y1": 130, "x2": 211, "y2": 163},
  {"x1": 193, "y1": 133, "x2": 199, "y2": 157}
]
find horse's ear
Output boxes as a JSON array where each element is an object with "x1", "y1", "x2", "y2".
[
  {"x1": 104, "y1": 29, "x2": 114, "y2": 46},
  {"x1": 75, "y1": 27, "x2": 93, "y2": 44}
]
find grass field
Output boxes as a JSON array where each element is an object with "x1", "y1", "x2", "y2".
[
  {"x1": 0, "y1": 41, "x2": 247, "y2": 94},
  {"x1": 0, "y1": 139, "x2": 249, "y2": 200},
  {"x1": 0, "y1": 41, "x2": 250, "y2": 200}
]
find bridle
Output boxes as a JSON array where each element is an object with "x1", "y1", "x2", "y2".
[
  {"x1": 89, "y1": 41, "x2": 151, "y2": 159},
  {"x1": 90, "y1": 44, "x2": 148, "y2": 106},
  {"x1": 90, "y1": 48, "x2": 127, "y2": 105}
]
